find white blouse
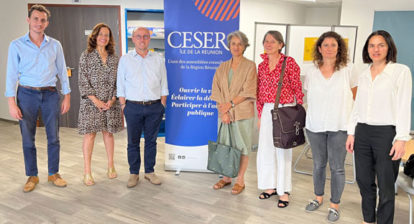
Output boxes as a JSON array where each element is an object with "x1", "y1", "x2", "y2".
[
  {"x1": 304, "y1": 63, "x2": 358, "y2": 132},
  {"x1": 347, "y1": 63, "x2": 412, "y2": 142}
]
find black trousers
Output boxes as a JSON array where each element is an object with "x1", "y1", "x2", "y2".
[{"x1": 354, "y1": 123, "x2": 400, "y2": 224}]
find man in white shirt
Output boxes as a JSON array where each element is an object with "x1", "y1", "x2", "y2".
[{"x1": 117, "y1": 27, "x2": 168, "y2": 188}]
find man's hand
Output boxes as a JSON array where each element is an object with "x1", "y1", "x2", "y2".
[
  {"x1": 390, "y1": 140, "x2": 406, "y2": 160},
  {"x1": 61, "y1": 94, "x2": 71, "y2": 114},
  {"x1": 119, "y1": 97, "x2": 126, "y2": 112},
  {"x1": 8, "y1": 97, "x2": 22, "y2": 120},
  {"x1": 345, "y1": 135, "x2": 354, "y2": 153},
  {"x1": 161, "y1": 95, "x2": 167, "y2": 108}
]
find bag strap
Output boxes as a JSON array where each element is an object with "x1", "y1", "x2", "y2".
[
  {"x1": 216, "y1": 122, "x2": 233, "y2": 145},
  {"x1": 273, "y1": 56, "x2": 287, "y2": 110}
]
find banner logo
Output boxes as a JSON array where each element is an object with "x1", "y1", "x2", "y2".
[{"x1": 194, "y1": 0, "x2": 240, "y2": 21}]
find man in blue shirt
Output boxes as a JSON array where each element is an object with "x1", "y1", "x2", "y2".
[
  {"x1": 117, "y1": 27, "x2": 168, "y2": 188},
  {"x1": 5, "y1": 5, "x2": 71, "y2": 192}
]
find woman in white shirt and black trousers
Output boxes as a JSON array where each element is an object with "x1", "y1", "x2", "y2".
[{"x1": 346, "y1": 30, "x2": 412, "y2": 224}]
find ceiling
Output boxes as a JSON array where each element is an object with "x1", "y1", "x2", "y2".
[{"x1": 277, "y1": 0, "x2": 342, "y2": 7}]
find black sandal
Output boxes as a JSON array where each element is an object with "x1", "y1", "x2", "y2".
[
  {"x1": 258, "y1": 188, "x2": 277, "y2": 200},
  {"x1": 277, "y1": 192, "x2": 290, "y2": 208}
]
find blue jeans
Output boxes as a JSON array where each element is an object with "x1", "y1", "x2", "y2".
[
  {"x1": 124, "y1": 101, "x2": 164, "y2": 174},
  {"x1": 17, "y1": 87, "x2": 60, "y2": 176}
]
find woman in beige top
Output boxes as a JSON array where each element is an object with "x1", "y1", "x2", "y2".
[{"x1": 210, "y1": 30, "x2": 257, "y2": 195}]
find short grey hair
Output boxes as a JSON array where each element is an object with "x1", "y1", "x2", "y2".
[{"x1": 227, "y1": 30, "x2": 250, "y2": 49}]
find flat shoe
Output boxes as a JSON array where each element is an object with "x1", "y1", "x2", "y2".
[
  {"x1": 259, "y1": 188, "x2": 277, "y2": 199},
  {"x1": 23, "y1": 176, "x2": 39, "y2": 193},
  {"x1": 305, "y1": 199, "x2": 322, "y2": 212},
  {"x1": 107, "y1": 167, "x2": 117, "y2": 179},
  {"x1": 327, "y1": 208, "x2": 340, "y2": 222},
  {"x1": 278, "y1": 192, "x2": 290, "y2": 208},
  {"x1": 231, "y1": 183, "x2": 245, "y2": 195},
  {"x1": 127, "y1": 174, "x2": 139, "y2": 188},
  {"x1": 213, "y1": 179, "x2": 231, "y2": 190},
  {"x1": 83, "y1": 173, "x2": 95, "y2": 186},
  {"x1": 144, "y1": 173, "x2": 162, "y2": 185},
  {"x1": 278, "y1": 200, "x2": 289, "y2": 208},
  {"x1": 48, "y1": 173, "x2": 67, "y2": 187}
]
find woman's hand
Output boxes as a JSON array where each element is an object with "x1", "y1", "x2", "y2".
[
  {"x1": 105, "y1": 97, "x2": 116, "y2": 109},
  {"x1": 92, "y1": 98, "x2": 109, "y2": 111},
  {"x1": 257, "y1": 119, "x2": 261, "y2": 129},
  {"x1": 345, "y1": 135, "x2": 354, "y2": 153},
  {"x1": 221, "y1": 112, "x2": 231, "y2": 124},
  {"x1": 390, "y1": 140, "x2": 406, "y2": 160},
  {"x1": 218, "y1": 102, "x2": 232, "y2": 114}
]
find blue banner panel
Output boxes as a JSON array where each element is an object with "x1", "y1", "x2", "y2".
[{"x1": 164, "y1": 0, "x2": 240, "y2": 147}]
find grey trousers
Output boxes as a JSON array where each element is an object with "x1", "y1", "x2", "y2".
[{"x1": 306, "y1": 129, "x2": 347, "y2": 204}]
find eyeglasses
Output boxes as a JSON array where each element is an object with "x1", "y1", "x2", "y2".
[{"x1": 133, "y1": 35, "x2": 150, "y2": 40}]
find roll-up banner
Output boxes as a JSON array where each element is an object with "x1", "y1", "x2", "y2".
[{"x1": 164, "y1": 0, "x2": 240, "y2": 172}]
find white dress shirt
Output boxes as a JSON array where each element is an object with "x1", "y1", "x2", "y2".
[
  {"x1": 117, "y1": 50, "x2": 169, "y2": 101},
  {"x1": 348, "y1": 63, "x2": 412, "y2": 142},
  {"x1": 304, "y1": 63, "x2": 358, "y2": 132}
]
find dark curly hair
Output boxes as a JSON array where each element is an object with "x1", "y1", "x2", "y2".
[
  {"x1": 87, "y1": 23, "x2": 115, "y2": 55},
  {"x1": 313, "y1": 31, "x2": 348, "y2": 71},
  {"x1": 362, "y1": 30, "x2": 397, "y2": 64}
]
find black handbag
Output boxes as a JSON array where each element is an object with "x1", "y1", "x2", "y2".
[
  {"x1": 404, "y1": 154, "x2": 414, "y2": 178},
  {"x1": 271, "y1": 57, "x2": 306, "y2": 149}
]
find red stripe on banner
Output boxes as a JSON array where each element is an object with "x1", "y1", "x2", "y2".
[
  {"x1": 198, "y1": 0, "x2": 205, "y2": 11},
  {"x1": 195, "y1": 0, "x2": 200, "y2": 7},
  {"x1": 232, "y1": 6, "x2": 239, "y2": 19},
  {"x1": 226, "y1": 0, "x2": 239, "y2": 21},
  {"x1": 202, "y1": 0, "x2": 211, "y2": 14},
  {"x1": 220, "y1": 0, "x2": 234, "y2": 21},
  {"x1": 215, "y1": 0, "x2": 228, "y2": 20},
  {"x1": 205, "y1": 0, "x2": 216, "y2": 17},
  {"x1": 210, "y1": 0, "x2": 222, "y2": 19}
]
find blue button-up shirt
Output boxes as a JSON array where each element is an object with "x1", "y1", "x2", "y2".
[
  {"x1": 5, "y1": 33, "x2": 71, "y2": 97},
  {"x1": 117, "y1": 50, "x2": 168, "y2": 101}
]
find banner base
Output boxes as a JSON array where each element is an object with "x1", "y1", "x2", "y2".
[{"x1": 164, "y1": 144, "x2": 212, "y2": 172}]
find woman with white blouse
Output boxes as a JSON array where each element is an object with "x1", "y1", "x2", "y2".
[
  {"x1": 304, "y1": 31, "x2": 357, "y2": 222},
  {"x1": 346, "y1": 30, "x2": 412, "y2": 224}
]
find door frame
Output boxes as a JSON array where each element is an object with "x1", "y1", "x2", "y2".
[{"x1": 28, "y1": 3, "x2": 122, "y2": 55}]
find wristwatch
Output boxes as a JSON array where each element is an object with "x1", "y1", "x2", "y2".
[{"x1": 230, "y1": 100, "x2": 235, "y2": 108}]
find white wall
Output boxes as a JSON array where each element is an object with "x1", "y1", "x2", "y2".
[
  {"x1": 0, "y1": 0, "x2": 28, "y2": 120},
  {"x1": 305, "y1": 6, "x2": 340, "y2": 25},
  {"x1": 340, "y1": 0, "x2": 414, "y2": 73},
  {"x1": 240, "y1": 0, "x2": 307, "y2": 60}
]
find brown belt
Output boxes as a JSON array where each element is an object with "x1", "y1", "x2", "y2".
[
  {"x1": 19, "y1": 85, "x2": 56, "y2": 91},
  {"x1": 127, "y1": 99, "x2": 161, "y2": 105}
]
